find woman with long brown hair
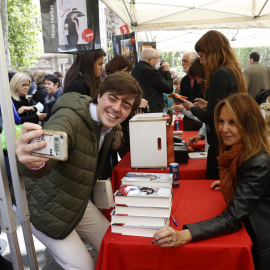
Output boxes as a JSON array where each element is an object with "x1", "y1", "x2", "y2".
[
  {"x1": 64, "y1": 49, "x2": 106, "y2": 97},
  {"x1": 179, "y1": 30, "x2": 247, "y2": 179},
  {"x1": 154, "y1": 93, "x2": 270, "y2": 270}
]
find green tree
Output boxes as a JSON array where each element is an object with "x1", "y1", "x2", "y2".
[
  {"x1": 1, "y1": 0, "x2": 11, "y2": 68},
  {"x1": 234, "y1": 47, "x2": 270, "y2": 69},
  {"x1": 7, "y1": 0, "x2": 42, "y2": 70},
  {"x1": 160, "y1": 51, "x2": 185, "y2": 76}
]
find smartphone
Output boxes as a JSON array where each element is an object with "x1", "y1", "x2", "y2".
[
  {"x1": 30, "y1": 130, "x2": 68, "y2": 161},
  {"x1": 168, "y1": 93, "x2": 188, "y2": 103}
]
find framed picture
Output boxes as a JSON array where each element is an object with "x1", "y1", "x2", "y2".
[
  {"x1": 113, "y1": 32, "x2": 138, "y2": 65},
  {"x1": 40, "y1": 0, "x2": 100, "y2": 53}
]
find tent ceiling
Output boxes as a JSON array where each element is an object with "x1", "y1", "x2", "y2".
[
  {"x1": 137, "y1": 28, "x2": 270, "y2": 51},
  {"x1": 101, "y1": 0, "x2": 270, "y2": 51}
]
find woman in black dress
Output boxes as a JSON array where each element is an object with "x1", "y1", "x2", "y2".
[{"x1": 64, "y1": 8, "x2": 83, "y2": 50}]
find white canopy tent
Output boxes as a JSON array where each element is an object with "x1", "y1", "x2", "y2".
[{"x1": 101, "y1": 0, "x2": 270, "y2": 51}]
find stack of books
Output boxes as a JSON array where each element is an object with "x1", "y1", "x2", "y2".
[{"x1": 111, "y1": 172, "x2": 173, "y2": 237}]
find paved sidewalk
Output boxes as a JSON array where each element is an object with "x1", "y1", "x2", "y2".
[{"x1": 0, "y1": 212, "x2": 63, "y2": 270}]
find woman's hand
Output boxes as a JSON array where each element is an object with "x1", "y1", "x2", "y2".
[
  {"x1": 188, "y1": 134, "x2": 203, "y2": 145},
  {"x1": 139, "y1": 98, "x2": 148, "y2": 108},
  {"x1": 210, "y1": 180, "x2": 221, "y2": 190},
  {"x1": 15, "y1": 123, "x2": 49, "y2": 168},
  {"x1": 18, "y1": 106, "x2": 34, "y2": 114},
  {"x1": 37, "y1": 110, "x2": 47, "y2": 120},
  {"x1": 173, "y1": 103, "x2": 184, "y2": 113},
  {"x1": 178, "y1": 98, "x2": 193, "y2": 111},
  {"x1": 153, "y1": 226, "x2": 192, "y2": 247},
  {"x1": 71, "y1": 18, "x2": 79, "y2": 30},
  {"x1": 135, "y1": 108, "x2": 143, "y2": 114},
  {"x1": 194, "y1": 98, "x2": 207, "y2": 109},
  {"x1": 135, "y1": 98, "x2": 149, "y2": 114}
]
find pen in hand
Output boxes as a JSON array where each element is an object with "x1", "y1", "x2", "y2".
[
  {"x1": 151, "y1": 225, "x2": 172, "y2": 245},
  {"x1": 170, "y1": 214, "x2": 178, "y2": 227},
  {"x1": 151, "y1": 239, "x2": 157, "y2": 245}
]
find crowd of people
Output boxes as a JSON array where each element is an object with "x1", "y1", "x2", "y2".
[{"x1": 0, "y1": 29, "x2": 270, "y2": 270}]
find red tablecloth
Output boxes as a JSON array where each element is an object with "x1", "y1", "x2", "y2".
[
  {"x1": 96, "y1": 180, "x2": 254, "y2": 270},
  {"x1": 110, "y1": 152, "x2": 207, "y2": 193},
  {"x1": 181, "y1": 131, "x2": 205, "y2": 150}
]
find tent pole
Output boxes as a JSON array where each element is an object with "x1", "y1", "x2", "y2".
[
  {"x1": 0, "y1": 144, "x2": 23, "y2": 269},
  {"x1": 122, "y1": 0, "x2": 134, "y2": 25},
  {"x1": 255, "y1": 0, "x2": 269, "y2": 17},
  {"x1": 0, "y1": 16, "x2": 39, "y2": 270}
]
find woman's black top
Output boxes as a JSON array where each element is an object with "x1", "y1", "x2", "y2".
[{"x1": 12, "y1": 96, "x2": 39, "y2": 124}]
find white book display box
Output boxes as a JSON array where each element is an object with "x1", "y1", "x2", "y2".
[{"x1": 129, "y1": 113, "x2": 169, "y2": 168}]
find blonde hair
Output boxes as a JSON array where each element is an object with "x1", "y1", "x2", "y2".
[
  {"x1": 10, "y1": 72, "x2": 31, "y2": 101},
  {"x1": 35, "y1": 72, "x2": 49, "y2": 85},
  {"x1": 214, "y1": 93, "x2": 270, "y2": 165}
]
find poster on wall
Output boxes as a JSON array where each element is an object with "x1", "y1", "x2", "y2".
[
  {"x1": 40, "y1": 0, "x2": 100, "y2": 53},
  {"x1": 137, "y1": 42, "x2": 156, "y2": 60},
  {"x1": 113, "y1": 32, "x2": 138, "y2": 66}
]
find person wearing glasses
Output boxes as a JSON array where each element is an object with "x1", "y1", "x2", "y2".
[
  {"x1": 132, "y1": 48, "x2": 173, "y2": 113},
  {"x1": 10, "y1": 72, "x2": 47, "y2": 124},
  {"x1": 180, "y1": 52, "x2": 204, "y2": 131}
]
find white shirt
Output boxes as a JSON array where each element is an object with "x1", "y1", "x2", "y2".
[
  {"x1": 89, "y1": 103, "x2": 112, "y2": 151},
  {"x1": 33, "y1": 102, "x2": 112, "y2": 170}
]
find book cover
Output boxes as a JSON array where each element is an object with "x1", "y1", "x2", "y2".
[
  {"x1": 114, "y1": 204, "x2": 172, "y2": 217},
  {"x1": 188, "y1": 152, "x2": 208, "y2": 160},
  {"x1": 121, "y1": 172, "x2": 173, "y2": 188},
  {"x1": 111, "y1": 209, "x2": 170, "y2": 227},
  {"x1": 111, "y1": 224, "x2": 163, "y2": 238},
  {"x1": 114, "y1": 185, "x2": 172, "y2": 207}
]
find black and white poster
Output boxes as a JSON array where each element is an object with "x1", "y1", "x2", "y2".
[
  {"x1": 40, "y1": 0, "x2": 100, "y2": 53},
  {"x1": 113, "y1": 32, "x2": 138, "y2": 66}
]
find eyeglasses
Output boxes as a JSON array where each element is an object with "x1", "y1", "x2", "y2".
[
  {"x1": 152, "y1": 57, "x2": 159, "y2": 60},
  {"x1": 21, "y1": 83, "x2": 30, "y2": 88},
  {"x1": 181, "y1": 59, "x2": 189, "y2": 63}
]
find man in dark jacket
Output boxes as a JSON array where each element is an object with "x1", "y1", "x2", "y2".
[
  {"x1": 15, "y1": 73, "x2": 142, "y2": 270},
  {"x1": 180, "y1": 52, "x2": 204, "y2": 131},
  {"x1": 132, "y1": 48, "x2": 173, "y2": 112}
]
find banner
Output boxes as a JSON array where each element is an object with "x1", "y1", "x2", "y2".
[
  {"x1": 40, "y1": 0, "x2": 101, "y2": 53},
  {"x1": 113, "y1": 32, "x2": 137, "y2": 66}
]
